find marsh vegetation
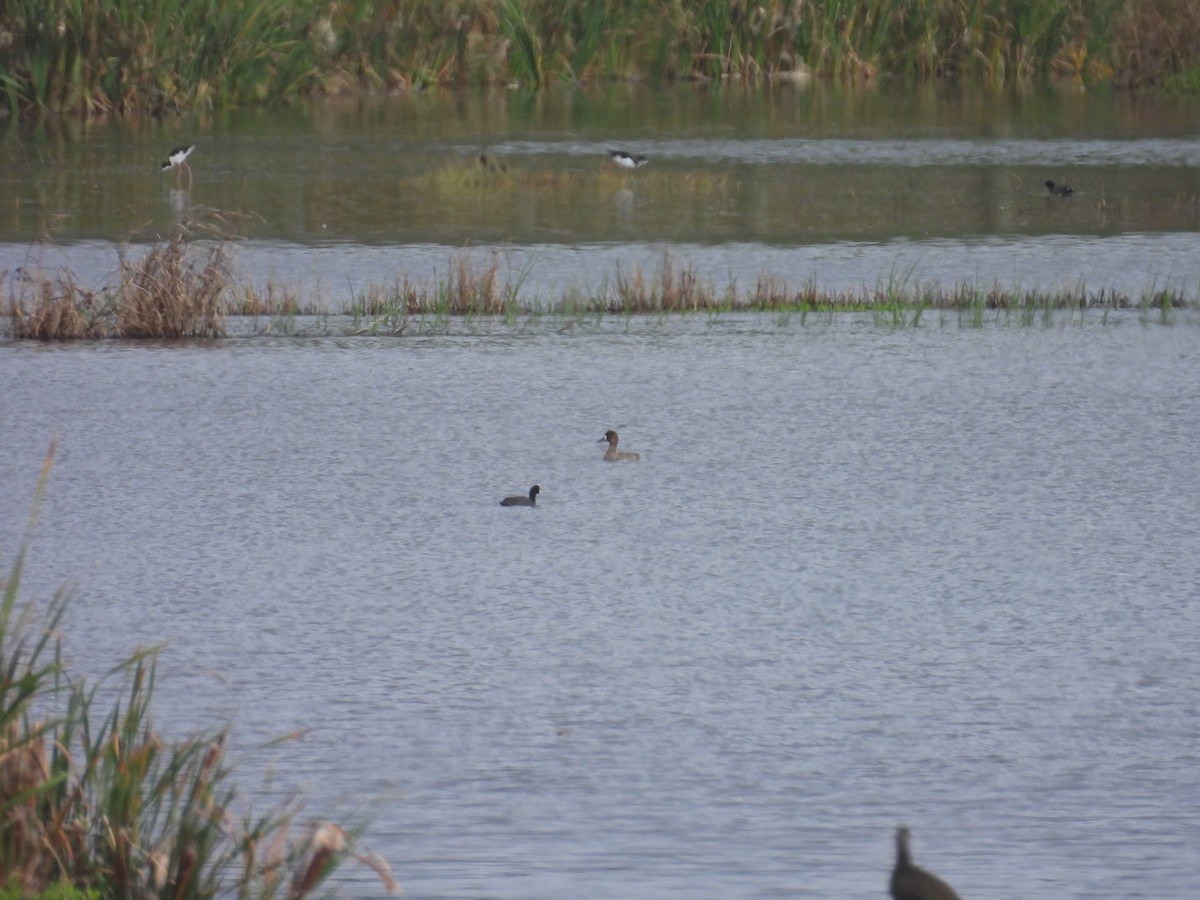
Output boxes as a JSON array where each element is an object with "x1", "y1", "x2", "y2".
[
  {"x1": 2, "y1": 233, "x2": 1187, "y2": 341},
  {"x1": 2, "y1": 0, "x2": 1199, "y2": 118}
]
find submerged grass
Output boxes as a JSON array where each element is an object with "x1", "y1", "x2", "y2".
[
  {"x1": 343, "y1": 253, "x2": 529, "y2": 334},
  {"x1": 2, "y1": 0, "x2": 1198, "y2": 118},
  {"x1": 2, "y1": 238, "x2": 1192, "y2": 341},
  {"x1": 1, "y1": 442, "x2": 398, "y2": 897},
  {"x1": 420, "y1": 159, "x2": 736, "y2": 196}
]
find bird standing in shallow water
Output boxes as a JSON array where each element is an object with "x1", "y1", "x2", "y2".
[
  {"x1": 890, "y1": 827, "x2": 963, "y2": 900},
  {"x1": 162, "y1": 143, "x2": 196, "y2": 188},
  {"x1": 599, "y1": 430, "x2": 640, "y2": 461},
  {"x1": 500, "y1": 485, "x2": 540, "y2": 507},
  {"x1": 1045, "y1": 179, "x2": 1073, "y2": 196},
  {"x1": 609, "y1": 150, "x2": 648, "y2": 170}
]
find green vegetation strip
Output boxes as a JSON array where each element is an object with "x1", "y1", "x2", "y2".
[
  {"x1": 2, "y1": 0, "x2": 1199, "y2": 117},
  {"x1": 1, "y1": 236, "x2": 1189, "y2": 340}
]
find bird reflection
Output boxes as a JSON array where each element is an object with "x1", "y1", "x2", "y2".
[
  {"x1": 168, "y1": 188, "x2": 190, "y2": 216},
  {"x1": 615, "y1": 188, "x2": 634, "y2": 223}
]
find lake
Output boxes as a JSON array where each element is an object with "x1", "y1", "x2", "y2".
[
  {"x1": 4, "y1": 313, "x2": 1200, "y2": 897},
  {"x1": 2, "y1": 83, "x2": 1200, "y2": 898}
]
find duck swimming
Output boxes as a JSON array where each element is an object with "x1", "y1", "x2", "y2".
[
  {"x1": 889, "y1": 826, "x2": 963, "y2": 900},
  {"x1": 599, "y1": 430, "x2": 640, "y2": 461},
  {"x1": 500, "y1": 485, "x2": 540, "y2": 507}
]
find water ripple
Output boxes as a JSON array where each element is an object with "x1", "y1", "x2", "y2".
[{"x1": 498, "y1": 137, "x2": 1200, "y2": 168}]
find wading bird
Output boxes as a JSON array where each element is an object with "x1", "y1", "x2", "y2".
[
  {"x1": 609, "y1": 150, "x2": 648, "y2": 170},
  {"x1": 161, "y1": 143, "x2": 196, "y2": 188}
]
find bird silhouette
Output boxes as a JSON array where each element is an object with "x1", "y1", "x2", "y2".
[{"x1": 890, "y1": 826, "x2": 963, "y2": 900}]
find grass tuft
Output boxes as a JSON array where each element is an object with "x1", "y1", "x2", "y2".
[
  {"x1": 115, "y1": 239, "x2": 229, "y2": 339},
  {"x1": 5, "y1": 271, "x2": 109, "y2": 340},
  {"x1": 5, "y1": 235, "x2": 230, "y2": 340}
]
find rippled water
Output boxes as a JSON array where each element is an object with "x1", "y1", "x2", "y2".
[{"x1": 3, "y1": 315, "x2": 1199, "y2": 897}]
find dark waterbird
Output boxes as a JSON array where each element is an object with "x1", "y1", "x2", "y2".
[
  {"x1": 890, "y1": 826, "x2": 963, "y2": 900},
  {"x1": 500, "y1": 485, "x2": 540, "y2": 507},
  {"x1": 477, "y1": 152, "x2": 507, "y2": 173},
  {"x1": 1045, "y1": 179, "x2": 1073, "y2": 196}
]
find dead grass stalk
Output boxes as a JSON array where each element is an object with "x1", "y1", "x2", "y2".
[{"x1": 116, "y1": 238, "x2": 229, "y2": 338}]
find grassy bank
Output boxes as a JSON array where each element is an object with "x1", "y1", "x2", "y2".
[
  {"x1": 1, "y1": 443, "x2": 398, "y2": 897},
  {"x1": 2, "y1": 236, "x2": 1190, "y2": 339},
  {"x1": 1, "y1": 0, "x2": 1198, "y2": 117}
]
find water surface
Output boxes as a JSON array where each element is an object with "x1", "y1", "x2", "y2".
[
  {"x1": 3, "y1": 83, "x2": 1199, "y2": 897},
  {"x1": 2, "y1": 315, "x2": 1199, "y2": 897},
  {"x1": 1, "y1": 83, "x2": 1198, "y2": 303}
]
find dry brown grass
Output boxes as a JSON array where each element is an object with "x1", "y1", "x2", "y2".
[
  {"x1": 230, "y1": 282, "x2": 308, "y2": 317},
  {"x1": 443, "y1": 254, "x2": 506, "y2": 314},
  {"x1": 116, "y1": 238, "x2": 229, "y2": 338},
  {"x1": 1112, "y1": 0, "x2": 1200, "y2": 87},
  {"x1": 4, "y1": 247, "x2": 1192, "y2": 343},
  {"x1": 6, "y1": 271, "x2": 109, "y2": 339},
  {"x1": 751, "y1": 274, "x2": 836, "y2": 309},
  {"x1": 344, "y1": 254, "x2": 518, "y2": 334},
  {"x1": 609, "y1": 256, "x2": 725, "y2": 312},
  {"x1": 358, "y1": 255, "x2": 510, "y2": 316},
  {"x1": 4, "y1": 236, "x2": 231, "y2": 340}
]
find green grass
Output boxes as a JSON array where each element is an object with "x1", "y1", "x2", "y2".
[
  {"x1": 2, "y1": 0, "x2": 1198, "y2": 118},
  {"x1": 0, "y1": 883, "x2": 99, "y2": 900},
  {"x1": 1, "y1": 442, "x2": 398, "y2": 897}
]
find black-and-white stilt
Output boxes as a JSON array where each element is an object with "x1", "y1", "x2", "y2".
[
  {"x1": 161, "y1": 143, "x2": 196, "y2": 187},
  {"x1": 609, "y1": 150, "x2": 648, "y2": 170}
]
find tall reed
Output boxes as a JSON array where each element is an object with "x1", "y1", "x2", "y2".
[
  {"x1": 1, "y1": 0, "x2": 333, "y2": 116},
  {"x1": 1, "y1": 442, "x2": 398, "y2": 897},
  {"x1": 2, "y1": 0, "x2": 1197, "y2": 117}
]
